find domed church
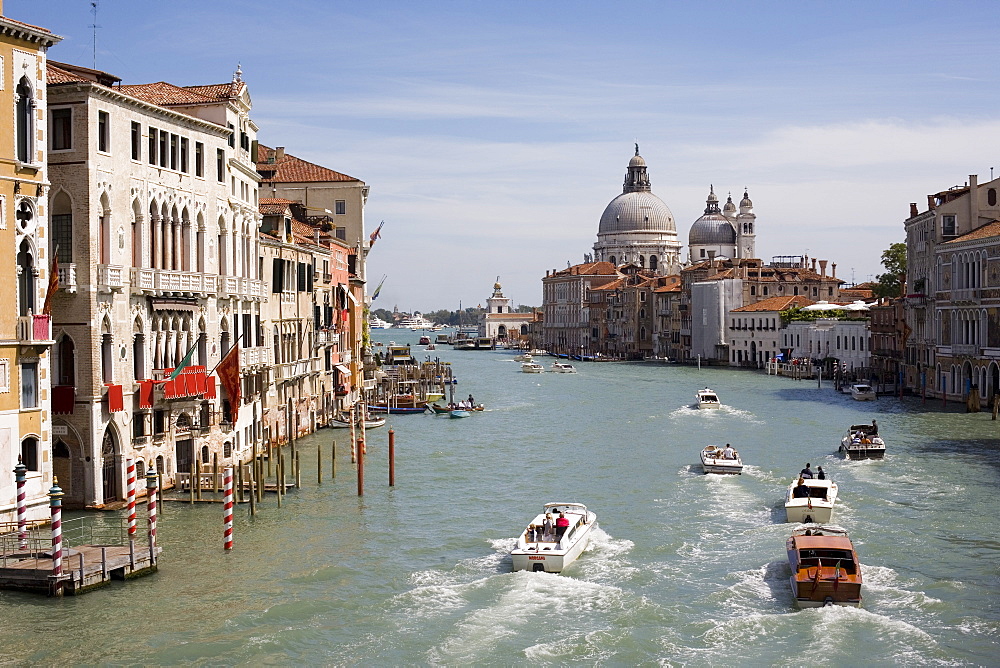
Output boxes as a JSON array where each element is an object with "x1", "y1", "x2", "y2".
[
  {"x1": 593, "y1": 145, "x2": 682, "y2": 275},
  {"x1": 688, "y1": 186, "x2": 756, "y2": 263}
]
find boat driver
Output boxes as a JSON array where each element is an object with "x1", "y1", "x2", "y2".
[
  {"x1": 792, "y1": 478, "x2": 810, "y2": 498},
  {"x1": 722, "y1": 444, "x2": 736, "y2": 459}
]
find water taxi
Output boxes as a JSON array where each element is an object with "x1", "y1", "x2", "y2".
[
  {"x1": 699, "y1": 444, "x2": 743, "y2": 474},
  {"x1": 840, "y1": 423, "x2": 886, "y2": 459},
  {"x1": 786, "y1": 525, "x2": 863, "y2": 608},
  {"x1": 511, "y1": 502, "x2": 597, "y2": 573},
  {"x1": 696, "y1": 388, "x2": 721, "y2": 409},
  {"x1": 521, "y1": 361, "x2": 545, "y2": 373},
  {"x1": 850, "y1": 383, "x2": 877, "y2": 401},
  {"x1": 785, "y1": 478, "x2": 838, "y2": 524},
  {"x1": 550, "y1": 362, "x2": 577, "y2": 373}
]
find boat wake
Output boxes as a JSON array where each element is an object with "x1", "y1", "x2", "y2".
[{"x1": 861, "y1": 564, "x2": 943, "y2": 611}]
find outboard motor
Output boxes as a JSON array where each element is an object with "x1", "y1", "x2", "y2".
[
  {"x1": 532, "y1": 563, "x2": 545, "y2": 573},
  {"x1": 803, "y1": 514, "x2": 813, "y2": 524}
]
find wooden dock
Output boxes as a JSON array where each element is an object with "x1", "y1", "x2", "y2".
[{"x1": 0, "y1": 542, "x2": 160, "y2": 596}]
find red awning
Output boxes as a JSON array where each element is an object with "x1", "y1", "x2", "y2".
[{"x1": 106, "y1": 384, "x2": 124, "y2": 412}]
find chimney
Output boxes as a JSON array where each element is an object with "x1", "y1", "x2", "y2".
[
  {"x1": 970, "y1": 174, "x2": 979, "y2": 229},
  {"x1": 909, "y1": 202, "x2": 919, "y2": 218},
  {"x1": 927, "y1": 194, "x2": 936, "y2": 210},
  {"x1": 275, "y1": 146, "x2": 285, "y2": 162},
  {"x1": 831, "y1": 262, "x2": 837, "y2": 278},
  {"x1": 819, "y1": 259, "x2": 828, "y2": 277},
  {"x1": 811, "y1": 258, "x2": 817, "y2": 273}
]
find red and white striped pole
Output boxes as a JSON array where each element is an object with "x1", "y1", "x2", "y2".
[
  {"x1": 48, "y1": 478, "x2": 64, "y2": 586},
  {"x1": 126, "y1": 458, "x2": 137, "y2": 538},
  {"x1": 145, "y1": 464, "x2": 158, "y2": 563},
  {"x1": 14, "y1": 457, "x2": 27, "y2": 549},
  {"x1": 222, "y1": 466, "x2": 233, "y2": 550}
]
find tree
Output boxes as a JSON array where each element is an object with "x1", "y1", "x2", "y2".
[{"x1": 872, "y1": 242, "x2": 906, "y2": 299}]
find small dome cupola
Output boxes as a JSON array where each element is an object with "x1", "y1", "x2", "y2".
[
  {"x1": 703, "y1": 185, "x2": 721, "y2": 215},
  {"x1": 623, "y1": 143, "x2": 651, "y2": 193},
  {"x1": 740, "y1": 188, "x2": 753, "y2": 212},
  {"x1": 723, "y1": 193, "x2": 737, "y2": 218}
]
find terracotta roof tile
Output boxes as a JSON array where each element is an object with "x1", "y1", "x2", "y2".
[
  {"x1": 945, "y1": 220, "x2": 1000, "y2": 244},
  {"x1": 46, "y1": 63, "x2": 84, "y2": 85},
  {"x1": 3, "y1": 16, "x2": 52, "y2": 33},
  {"x1": 182, "y1": 82, "x2": 245, "y2": 100},
  {"x1": 550, "y1": 261, "x2": 619, "y2": 278},
  {"x1": 732, "y1": 295, "x2": 816, "y2": 312},
  {"x1": 259, "y1": 203, "x2": 290, "y2": 216},
  {"x1": 119, "y1": 81, "x2": 218, "y2": 107},
  {"x1": 259, "y1": 197, "x2": 298, "y2": 205},
  {"x1": 256, "y1": 144, "x2": 359, "y2": 183}
]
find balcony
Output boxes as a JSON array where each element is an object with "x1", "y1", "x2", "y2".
[
  {"x1": 275, "y1": 360, "x2": 312, "y2": 381},
  {"x1": 17, "y1": 314, "x2": 52, "y2": 346},
  {"x1": 57, "y1": 263, "x2": 77, "y2": 293},
  {"x1": 97, "y1": 264, "x2": 124, "y2": 292},
  {"x1": 240, "y1": 345, "x2": 270, "y2": 368},
  {"x1": 217, "y1": 276, "x2": 265, "y2": 300},
  {"x1": 951, "y1": 288, "x2": 979, "y2": 304},
  {"x1": 951, "y1": 343, "x2": 979, "y2": 357},
  {"x1": 316, "y1": 329, "x2": 340, "y2": 346}
]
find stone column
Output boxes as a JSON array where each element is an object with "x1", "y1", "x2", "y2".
[{"x1": 152, "y1": 215, "x2": 162, "y2": 270}]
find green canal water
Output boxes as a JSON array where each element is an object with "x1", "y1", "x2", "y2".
[{"x1": 1, "y1": 328, "x2": 998, "y2": 665}]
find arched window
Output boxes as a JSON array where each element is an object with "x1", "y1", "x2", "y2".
[
  {"x1": 57, "y1": 335, "x2": 75, "y2": 385},
  {"x1": 649, "y1": 255, "x2": 658, "y2": 271},
  {"x1": 990, "y1": 188, "x2": 997, "y2": 207},
  {"x1": 21, "y1": 437, "x2": 38, "y2": 471},
  {"x1": 17, "y1": 239, "x2": 35, "y2": 316},
  {"x1": 223, "y1": 442, "x2": 232, "y2": 458},
  {"x1": 16, "y1": 76, "x2": 34, "y2": 163},
  {"x1": 201, "y1": 445, "x2": 210, "y2": 464},
  {"x1": 609, "y1": 256, "x2": 616, "y2": 266}
]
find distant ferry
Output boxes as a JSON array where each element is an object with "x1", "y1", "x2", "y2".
[
  {"x1": 398, "y1": 314, "x2": 436, "y2": 329},
  {"x1": 369, "y1": 315, "x2": 392, "y2": 329}
]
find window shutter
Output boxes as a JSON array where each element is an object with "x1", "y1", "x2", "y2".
[{"x1": 272, "y1": 258, "x2": 283, "y2": 293}]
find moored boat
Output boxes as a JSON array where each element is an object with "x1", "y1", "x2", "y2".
[
  {"x1": 840, "y1": 423, "x2": 885, "y2": 459},
  {"x1": 521, "y1": 361, "x2": 545, "y2": 373},
  {"x1": 785, "y1": 477, "x2": 838, "y2": 523},
  {"x1": 330, "y1": 413, "x2": 386, "y2": 429},
  {"x1": 699, "y1": 444, "x2": 743, "y2": 474},
  {"x1": 550, "y1": 362, "x2": 577, "y2": 373},
  {"x1": 696, "y1": 388, "x2": 721, "y2": 409},
  {"x1": 511, "y1": 502, "x2": 597, "y2": 573},
  {"x1": 786, "y1": 524, "x2": 863, "y2": 608},
  {"x1": 850, "y1": 383, "x2": 877, "y2": 401}
]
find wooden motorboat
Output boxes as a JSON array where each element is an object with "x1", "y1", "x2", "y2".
[
  {"x1": 696, "y1": 388, "x2": 721, "y2": 409},
  {"x1": 550, "y1": 362, "x2": 577, "y2": 373},
  {"x1": 511, "y1": 502, "x2": 597, "y2": 573},
  {"x1": 850, "y1": 383, "x2": 877, "y2": 401},
  {"x1": 330, "y1": 414, "x2": 386, "y2": 429},
  {"x1": 428, "y1": 403, "x2": 484, "y2": 414},
  {"x1": 521, "y1": 361, "x2": 545, "y2": 373},
  {"x1": 699, "y1": 445, "x2": 743, "y2": 474},
  {"x1": 785, "y1": 478, "x2": 838, "y2": 523},
  {"x1": 840, "y1": 423, "x2": 885, "y2": 459},
  {"x1": 786, "y1": 525, "x2": 863, "y2": 608},
  {"x1": 369, "y1": 396, "x2": 428, "y2": 414}
]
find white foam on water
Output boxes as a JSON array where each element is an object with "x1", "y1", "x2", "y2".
[
  {"x1": 861, "y1": 564, "x2": 943, "y2": 610},
  {"x1": 801, "y1": 604, "x2": 936, "y2": 651},
  {"x1": 425, "y1": 571, "x2": 629, "y2": 664},
  {"x1": 574, "y1": 527, "x2": 638, "y2": 583}
]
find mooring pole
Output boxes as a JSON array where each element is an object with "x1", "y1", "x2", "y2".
[
  {"x1": 388, "y1": 428, "x2": 395, "y2": 487},
  {"x1": 48, "y1": 478, "x2": 64, "y2": 595},
  {"x1": 125, "y1": 458, "x2": 136, "y2": 539},
  {"x1": 223, "y1": 467, "x2": 233, "y2": 550},
  {"x1": 146, "y1": 465, "x2": 158, "y2": 565},
  {"x1": 317, "y1": 443, "x2": 323, "y2": 485},
  {"x1": 14, "y1": 458, "x2": 27, "y2": 549},
  {"x1": 332, "y1": 440, "x2": 336, "y2": 479},
  {"x1": 357, "y1": 438, "x2": 364, "y2": 496},
  {"x1": 248, "y1": 464, "x2": 257, "y2": 517}
]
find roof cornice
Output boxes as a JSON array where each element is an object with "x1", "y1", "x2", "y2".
[{"x1": 0, "y1": 18, "x2": 61, "y2": 47}]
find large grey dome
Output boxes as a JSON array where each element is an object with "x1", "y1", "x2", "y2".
[
  {"x1": 689, "y1": 213, "x2": 736, "y2": 245},
  {"x1": 599, "y1": 191, "x2": 676, "y2": 234}
]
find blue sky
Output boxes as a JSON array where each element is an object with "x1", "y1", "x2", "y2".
[{"x1": 12, "y1": 1, "x2": 1000, "y2": 312}]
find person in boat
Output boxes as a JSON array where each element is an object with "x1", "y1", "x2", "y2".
[
  {"x1": 526, "y1": 524, "x2": 537, "y2": 542},
  {"x1": 792, "y1": 478, "x2": 810, "y2": 498},
  {"x1": 816, "y1": 466, "x2": 826, "y2": 480},
  {"x1": 800, "y1": 463, "x2": 814, "y2": 479},
  {"x1": 872, "y1": 419, "x2": 878, "y2": 435},
  {"x1": 722, "y1": 444, "x2": 736, "y2": 459},
  {"x1": 468, "y1": 394, "x2": 475, "y2": 408},
  {"x1": 555, "y1": 512, "x2": 570, "y2": 540},
  {"x1": 542, "y1": 513, "x2": 554, "y2": 539}
]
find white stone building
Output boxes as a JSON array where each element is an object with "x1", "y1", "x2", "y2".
[
  {"x1": 728, "y1": 295, "x2": 814, "y2": 367},
  {"x1": 45, "y1": 61, "x2": 265, "y2": 506},
  {"x1": 781, "y1": 318, "x2": 870, "y2": 370}
]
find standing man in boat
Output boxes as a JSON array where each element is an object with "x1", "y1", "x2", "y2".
[
  {"x1": 555, "y1": 513, "x2": 570, "y2": 540},
  {"x1": 722, "y1": 444, "x2": 736, "y2": 459}
]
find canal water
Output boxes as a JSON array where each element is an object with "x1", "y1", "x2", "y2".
[{"x1": 1, "y1": 328, "x2": 997, "y2": 665}]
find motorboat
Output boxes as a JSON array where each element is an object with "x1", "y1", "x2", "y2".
[
  {"x1": 449, "y1": 409, "x2": 470, "y2": 418},
  {"x1": 397, "y1": 314, "x2": 436, "y2": 330},
  {"x1": 785, "y1": 478, "x2": 838, "y2": 524},
  {"x1": 786, "y1": 525, "x2": 863, "y2": 608},
  {"x1": 695, "y1": 388, "x2": 721, "y2": 409},
  {"x1": 521, "y1": 361, "x2": 545, "y2": 373},
  {"x1": 550, "y1": 362, "x2": 577, "y2": 373},
  {"x1": 330, "y1": 413, "x2": 386, "y2": 429},
  {"x1": 513, "y1": 352, "x2": 533, "y2": 362},
  {"x1": 369, "y1": 395, "x2": 428, "y2": 414},
  {"x1": 699, "y1": 445, "x2": 743, "y2": 474},
  {"x1": 511, "y1": 502, "x2": 598, "y2": 573},
  {"x1": 427, "y1": 402, "x2": 485, "y2": 414},
  {"x1": 425, "y1": 343, "x2": 436, "y2": 350},
  {"x1": 418, "y1": 335, "x2": 431, "y2": 345},
  {"x1": 850, "y1": 384, "x2": 877, "y2": 401},
  {"x1": 435, "y1": 333, "x2": 452, "y2": 345},
  {"x1": 840, "y1": 423, "x2": 886, "y2": 460},
  {"x1": 368, "y1": 315, "x2": 392, "y2": 329}
]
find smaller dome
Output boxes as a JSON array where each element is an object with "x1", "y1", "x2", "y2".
[
  {"x1": 689, "y1": 215, "x2": 736, "y2": 245},
  {"x1": 723, "y1": 194, "x2": 736, "y2": 216},
  {"x1": 740, "y1": 189, "x2": 753, "y2": 208},
  {"x1": 493, "y1": 282, "x2": 502, "y2": 291},
  {"x1": 629, "y1": 154, "x2": 646, "y2": 168}
]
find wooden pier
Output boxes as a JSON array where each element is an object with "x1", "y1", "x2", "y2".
[{"x1": 0, "y1": 518, "x2": 158, "y2": 596}]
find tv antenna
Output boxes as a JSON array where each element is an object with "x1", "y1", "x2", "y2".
[{"x1": 89, "y1": 1, "x2": 101, "y2": 69}]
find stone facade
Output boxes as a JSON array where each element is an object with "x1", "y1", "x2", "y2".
[
  {"x1": 45, "y1": 61, "x2": 266, "y2": 506},
  {"x1": 0, "y1": 12, "x2": 60, "y2": 523}
]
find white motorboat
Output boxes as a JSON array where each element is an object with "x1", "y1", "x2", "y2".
[
  {"x1": 785, "y1": 478, "x2": 838, "y2": 523},
  {"x1": 840, "y1": 423, "x2": 886, "y2": 459},
  {"x1": 521, "y1": 361, "x2": 545, "y2": 373},
  {"x1": 330, "y1": 413, "x2": 386, "y2": 429},
  {"x1": 850, "y1": 384, "x2": 877, "y2": 401},
  {"x1": 398, "y1": 314, "x2": 436, "y2": 330},
  {"x1": 513, "y1": 352, "x2": 533, "y2": 362},
  {"x1": 368, "y1": 315, "x2": 392, "y2": 329},
  {"x1": 696, "y1": 388, "x2": 721, "y2": 409},
  {"x1": 511, "y1": 502, "x2": 597, "y2": 573},
  {"x1": 699, "y1": 445, "x2": 743, "y2": 474},
  {"x1": 550, "y1": 362, "x2": 577, "y2": 373}
]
